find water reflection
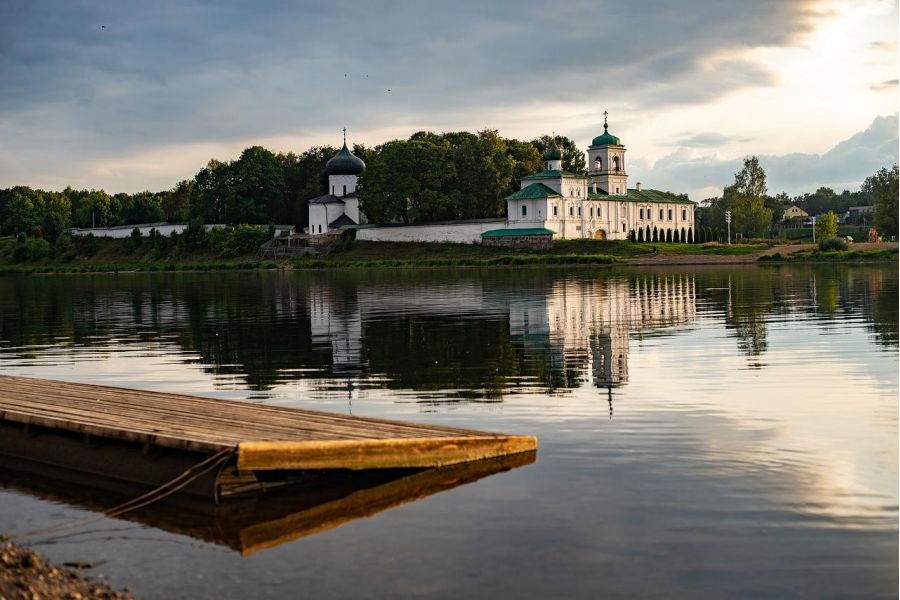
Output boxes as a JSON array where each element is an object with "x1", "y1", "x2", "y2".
[{"x1": 1, "y1": 266, "x2": 896, "y2": 399}]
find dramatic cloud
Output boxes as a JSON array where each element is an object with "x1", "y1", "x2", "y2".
[
  {"x1": 0, "y1": 0, "x2": 894, "y2": 193},
  {"x1": 632, "y1": 115, "x2": 899, "y2": 199}
]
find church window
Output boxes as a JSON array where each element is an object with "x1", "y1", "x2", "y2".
[
  {"x1": 595, "y1": 157, "x2": 602, "y2": 171},
  {"x1": 640, "y1": 208, "x2": 644, "y2": 219},
  {"x1": 569, "y1": 206, "x2": 574, "y2": 217},
  {"x1": 331, "y1": 185, "x2": 334, "y2": 195},
  {"x1": 576, "y1": 188, "x2": 581, "y2": 197},
  {"x1": 590, "y1": 206, "x2": 594, "y2": 218},
  {"x1": 615, "y1": 187, "x2": 620, "y2": 194},
  {"x1": 682, "y1": 209, "x2": 687, "y2": 220},
  {"x1": 553, "y1": 205, "x2": 558, "y2": 217},
  {"x1": 577, "y1": 206, "x2": 581, "y2": 217},
  {"x1": 622, "y1": 223, "x2": 626, "y2": 232},
  {"x1": 342, "y1": 185, "x2": 347, "y2": 196},
  {"x1": 659, "y1": 209, "x2": 664, "y2": 220},
  {"x1": 668, "y1": 209, "x2": 673, "y2": 220},
  {"x1": 613, "y1": 156, "x2": 620, "y2": 172},
  {"x1": 521, "y1": 204, "x2": 527, "y2": 217}
]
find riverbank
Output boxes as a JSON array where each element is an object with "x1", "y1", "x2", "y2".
[
  {"x1": 0, "y1": 539, "x2": 132, "y2": 599},
  {"x1": 0, "y1": 238, "x2": 895, "y2": 273}
]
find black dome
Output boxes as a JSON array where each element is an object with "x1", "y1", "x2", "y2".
[{"x1": 325, "y1": 143, "x2": 366, "y2": 176}]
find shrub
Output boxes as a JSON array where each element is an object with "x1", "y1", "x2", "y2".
[
  {"x1": 14, "y1": 238, "x2": 53, "y2": 262},
  {"x1": 180, "y1": 219, "x2": 209, "y2": 250},
  {"x1": 54, "y1": 234, "x2": 75, "y2": 261},
  {"x1": 124, "y1": 227, "x2": 143, "y2": 252},
  {"x1": 75, "y1": 233, "x2": 98, "y2": 257},
  {"x1": 818, "y1": 237, "x2": 848, "y2": 252},
  {"x1": 218, "y1": 225, "x2": 270, "y2": 258}
]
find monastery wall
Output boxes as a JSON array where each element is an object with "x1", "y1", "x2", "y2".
[{"x1": 356, "y1": 219, "x2": 505, "y2": 244}]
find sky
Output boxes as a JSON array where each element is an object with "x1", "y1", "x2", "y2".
[{"x1": 0, "y1": 0, "x2": 897, "y2": 200}]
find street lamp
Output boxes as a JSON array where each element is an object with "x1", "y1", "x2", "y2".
[{"x1": 725, "y1": 210, "x2": 731, "y2": 245}]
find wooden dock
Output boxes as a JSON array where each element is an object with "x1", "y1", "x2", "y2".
[{"x1": 0, "y1": 376, "x2": 536, "y2": 473}]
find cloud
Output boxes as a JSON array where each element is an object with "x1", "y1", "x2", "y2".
[
  {"x1": 671, "y1": 133, "x2": 755, "y2": 148},
  {"x1": 871, "y1": 79, "x2": 898, "y2": 91},
  {"x1": 633, "y1": 115, "x2": 899, "y2": 199},
  {"x1": 0, "y1": 0, "x2": 829, "y2": 191}
]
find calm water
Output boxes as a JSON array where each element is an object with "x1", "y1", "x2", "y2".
[{"x1": 0, "y1": 265, "x2": 897, "y2": 599}]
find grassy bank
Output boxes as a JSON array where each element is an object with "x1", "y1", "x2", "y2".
[
  {"x1": 759, "y1": 248, "x2": 898, "y2": 263},
  {"x1": 2, "y1": 235, "x2": 894, "y2": 274}
]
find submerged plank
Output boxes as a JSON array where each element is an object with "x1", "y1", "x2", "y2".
[{"x1": 0, "y1": 376, "x2": 536, "y2": 470}]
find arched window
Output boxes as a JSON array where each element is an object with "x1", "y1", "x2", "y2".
[
  {"x1": 343, "y1": 184, "x2": 347, "y2": 196},
  {"x1": 640, "y1": 208, "x2": 644, "y2": 219},
  {"x1": 682, "y1": 209, "x2": 687, "y2": 220},
  {"x1": 521, "y1": 204, "x2": 527, "y2": 217},
  {"x1": 613, "y1": 156, "x2": 620, "y2": 172},
  {"x1": 553, "y1": 205, "x2": 558, "y2": 217},
  {"x1": 621, "y1": 222, "x2": 626, "y2": 232},
  {"x1": 594, "y1": 157, "x2": 602, "y2": 171}
]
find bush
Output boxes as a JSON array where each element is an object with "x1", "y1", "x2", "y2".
[
  {"x1": 216, "y1": 225, "x2": 270, "y2": 258},
  {"x1": 54, "y1": 234, "x2": 75, "y2": 261},
  {"x1": 124, "y1": 227, "x2": 143, "y2": 252},
  {"x1": 13, "y1": 238, "x2": 53, "y2": 262},
  {"x1": 180, "y1": 219, "x2": 209, "y2": 250},
  {"x1": 75, "y1": 233, "x2": 98, "y2": 257},
  {"x1": 818, "y1": 237, "x2": 848, "y2": 252}
]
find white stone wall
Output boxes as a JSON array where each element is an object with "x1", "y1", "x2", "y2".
[
  {"x1": 356, "y1": 220, "x2": 505, "y2": 244},
  {"x1": 308, "y1": 204, "x2": 329, "y2": 235},
  {"x1": 69, "y1": 223, "x2": 227, "y2": 238}
]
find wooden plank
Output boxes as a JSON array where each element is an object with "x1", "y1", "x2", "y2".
[
  {"x1": 0, "y1": 376, "x2": 537, "y2": 470},
  {"x1": 237, "y1": 436, "x2": 538, "y2": 470}
]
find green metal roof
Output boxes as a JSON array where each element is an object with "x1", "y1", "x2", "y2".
[
  {"x1": 505, "y1": 183, "x2": 562, "y2": 201},
  {"x1": 586, "y1": 188, "x2": 695, "y2": 205},
  {"x1": 482, "y1": 228, "x2": 556, "y2": 238},
  {"x1": 543, "y1": 142, "x2": 562, "y2": 161},
  {"x1": 590, "y1": 131, "x2": 621, "y2": 146},
  {"x1": 521, "y1": 169, "x2": 584, "y2": 181}
]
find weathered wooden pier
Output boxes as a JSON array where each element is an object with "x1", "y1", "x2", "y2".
[{"x1": 0, "y1": 376, "x2": 536, "y2": 499}]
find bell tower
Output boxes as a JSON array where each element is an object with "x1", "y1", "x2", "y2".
[{"x1": 588, "y1": 111, "x2": 628, "y2": 196}]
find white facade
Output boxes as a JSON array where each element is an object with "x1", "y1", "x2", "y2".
[{"x1": 506, "y1": 122, "x2": 696, "y2": 241}]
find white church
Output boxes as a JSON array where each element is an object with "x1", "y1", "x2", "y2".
[{"x1": 307, "y1": 116, "x2": 696, "y2": 243}]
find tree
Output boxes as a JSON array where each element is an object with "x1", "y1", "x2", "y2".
[
  {"x1": 358, "y1": 139, "x2": 458, "y2": 224},
  {"x1": 766, "y1": 192, "x2": 789, "y2": 224},
  {"x1": 724, "y1": 156, "x2": 773, "y2": 238},
  {"x1": 161, "y1": 180, "x2": 192, "y2": 222},
  {"x1": 532, "y1": 134, "x2": 586, "y2": 174},
  {"x1": 227, "y1": 146, "x2": 285, "y2": 223},
  {"x1": 190, "y1": 159, "x2": 232, "y2": 223},
  {"x1": 815, "y1": 211, "x2": 838, "y2": 240},
  {"x1": 864, "y1": 165, "x2": 898, "y2": 237}
]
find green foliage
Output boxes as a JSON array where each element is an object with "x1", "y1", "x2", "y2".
[
  {"x1": 864, "y1": 165, "x2": 898, "y2": 236},
  {"x1": 180, "y1": 219, "x2": 209, "y2": 250},
  {"x1": 54, "y1": 234, "x2": 75, "y2": 261},
  {"x1": 75, "y1": 233, "x2": 98, "y2": 256},
  {"x1": 13, "y1": 237, "x2": 53, "y2": 262},
  {"x1": 722, "y1": 156, "x2": 773, "y2": 237},
  {"x1": 818, "y1": 237, "x2": 848, "y2": 251},
  {"x1": 815, "y1": 211, "x2": 838, "y2": 241},
  {"x1": 531, "y1": 134, "x2": 586, "y2": 175},
  {"x1": 124, "y1": 227, "x2": 143, "y2": 252},
  {"x1": 216, "y1": 225, "x2": 271, "y2": 258}
]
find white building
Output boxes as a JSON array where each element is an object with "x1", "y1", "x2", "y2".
[
  {"x1": 503, "y1": 115, "x2": 697, "y2": 241},
  {"x1": 307, "y1": 131, "x2": 365, "y2": 235}
]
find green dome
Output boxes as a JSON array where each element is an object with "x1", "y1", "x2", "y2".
[
  {"x1": 543, "y1": 142, "x2": 562, "y2": 161},
  {"x1": 591, "y1": 126, "x2": 621, "y2": 147}
]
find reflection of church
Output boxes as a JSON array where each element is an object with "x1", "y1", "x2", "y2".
[
  {"x1": 307, "y1": 283, "x2": 364, "y2": 378},
  {"x1": 508, "y1": 275, "x2": 697, "y2": 389}
]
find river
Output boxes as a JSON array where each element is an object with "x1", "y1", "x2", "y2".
[{"x1": 0, "y1": 265, "x2": 896, "y2": 599}]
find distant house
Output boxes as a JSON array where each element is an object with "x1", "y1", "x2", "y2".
[
  {"x1": 845, "y1": 205, "x2": 874, "y2": 225},
  {"x1": 782, "y1": 205, "x2": 808, "y2": 226}
]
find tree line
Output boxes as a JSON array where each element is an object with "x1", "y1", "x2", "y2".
[
  {"x1": 699, "y1": 159, "x2": 898, "y2": 238},
  {"x1": 0, "y1": 130, "x2": 586, "y2": 243},
  {"x1": 1, "y1": 131, "x2": 896, "y2": 244}
]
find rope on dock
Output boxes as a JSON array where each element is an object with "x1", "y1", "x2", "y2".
[{"x1": 9, "y1": 448, "x2": 235, "y2": 541}]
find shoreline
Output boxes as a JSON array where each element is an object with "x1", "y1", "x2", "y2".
[
  {"x1": 0, "y1": 538, "x2": 132, "y2": 599},
  {"x1": 0, "y1": 242, "x2": 895, "y2": 274}
]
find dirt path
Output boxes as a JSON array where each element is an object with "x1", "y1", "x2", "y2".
[{"x1": 625, "y1": 242, "x2": 897, "y2": 266}]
